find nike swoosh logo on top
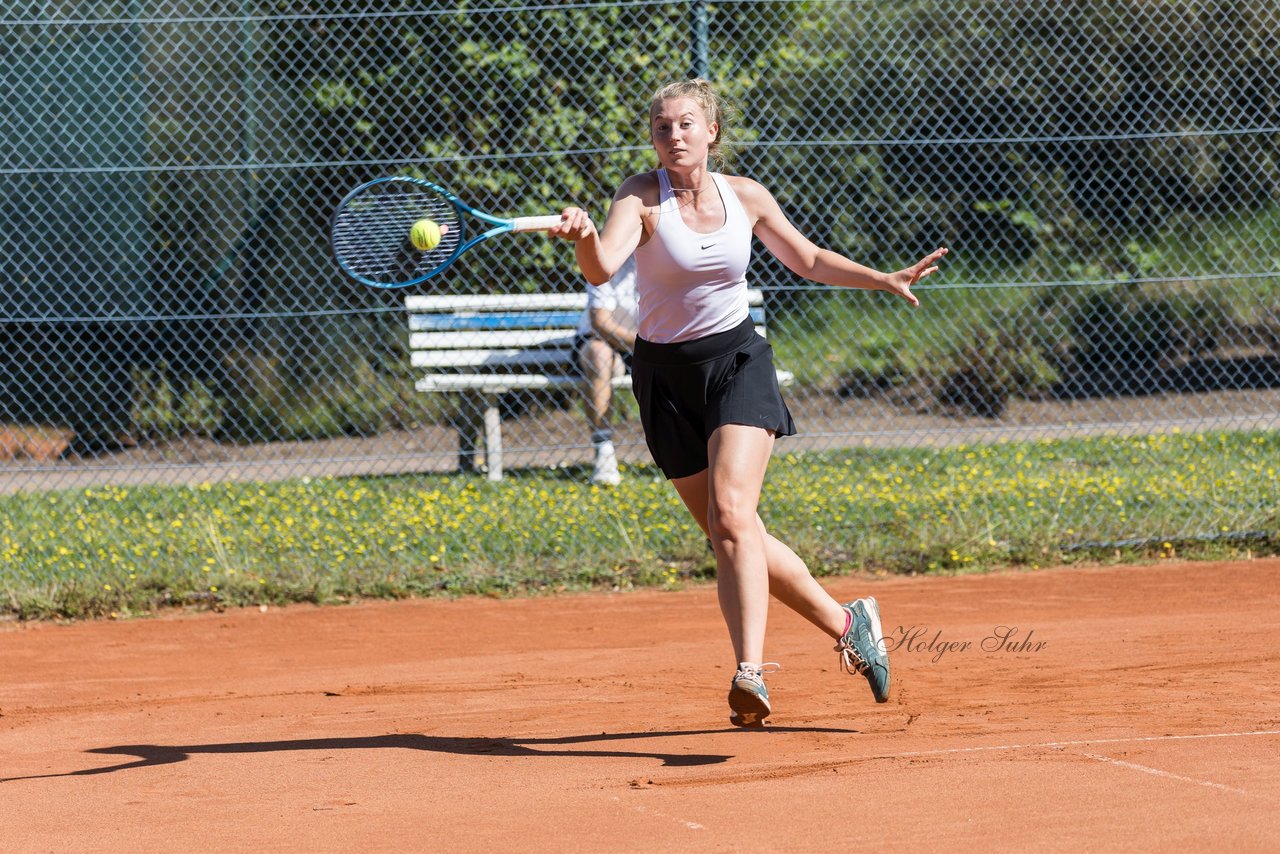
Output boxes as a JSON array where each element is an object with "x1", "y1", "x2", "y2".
[{"x1": 701, "y1": 243, "x2": 716, "y2": 250}]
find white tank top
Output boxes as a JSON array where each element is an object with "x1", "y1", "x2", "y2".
[{"x1": 633, "y1": 169, "x2": 752, "y2": 343}]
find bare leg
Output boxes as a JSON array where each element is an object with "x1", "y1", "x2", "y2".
[
  {"x1": 761, "y1": 527, "x2": 847, "y2": 639},
  {"x1": 671, "y1": 428, "x2": 846, "y2": 662},
  {"x1": 580, "y1": 339, "x2": 622, "y2": 484},
  {"x1": 670, "y1": 425, "x2": 772, "y2": 663},
  {"x1": 578, "y1": 338, "x2": 616, "y2": 433}
]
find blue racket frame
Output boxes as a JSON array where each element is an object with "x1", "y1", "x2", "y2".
[{"x1": 329, "y1": 176, "x2": 560, "y2": 289}]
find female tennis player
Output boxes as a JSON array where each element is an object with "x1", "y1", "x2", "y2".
[{"x1": 549, "y1": 79, "x2": 947, "y2": 727}]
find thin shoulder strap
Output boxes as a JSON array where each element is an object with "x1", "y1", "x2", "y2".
[
  {"x1": 710, "y1": 172, "x2": 747, "y2": 220},
  {"x1": 655, "y1": 169, "x2": 679, "y2": 212}
]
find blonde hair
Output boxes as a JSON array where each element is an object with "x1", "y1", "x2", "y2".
[{"x1": 649, "y1": 78, "x2": 735, "y2": 169}]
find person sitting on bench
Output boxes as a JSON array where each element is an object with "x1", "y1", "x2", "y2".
[{"x1": 574, "y1": 254, "x2": 638, "y2": 485}]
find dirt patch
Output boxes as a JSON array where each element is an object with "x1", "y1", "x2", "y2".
[{"x1": 0, "y1": 424, "x2": 74, "y2": 462}]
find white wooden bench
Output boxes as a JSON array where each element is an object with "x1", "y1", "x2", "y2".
[{"x1": 405, "y1": 289, "x2": 792, "y2": 480}]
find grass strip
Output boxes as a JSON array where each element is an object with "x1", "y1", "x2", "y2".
[{"x1": 2, "y1": 428, "x2": 1276, "y2": 620}]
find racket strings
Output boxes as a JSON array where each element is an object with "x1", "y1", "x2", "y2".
[{"x1": 331, "y1": 188, "x2": 463, "y2": 285}]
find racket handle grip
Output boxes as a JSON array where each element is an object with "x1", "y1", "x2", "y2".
[{"x1": 512, "y1": 215, "x2": 563, "y2": 232}]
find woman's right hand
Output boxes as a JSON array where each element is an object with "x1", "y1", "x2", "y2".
[{"x1": 547, "y1": 206, "x2": 597, "y2": 242}]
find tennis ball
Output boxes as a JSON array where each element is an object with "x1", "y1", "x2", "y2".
[{"x1": 410, "y1": 219, "x2": 442, "y2": 251}]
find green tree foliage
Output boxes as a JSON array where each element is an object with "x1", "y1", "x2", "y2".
[
  {"x1": 296, "y1": 1, "x2": 804, "y2": 292},
  {"x1": 133, "y1": 1, "x2": 1280, "y2": 438},
  {"x1": 748, "y1": 0, "x2": 1279, "y2": 276}
]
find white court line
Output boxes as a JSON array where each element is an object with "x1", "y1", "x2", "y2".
[
  {"x1": 1081, "y1": 752, "x2": 1261, "y2": 798},
  {"x1": 644, "y1": 730, "x2": 1280, "y2": 792},
  {"x1": 613, "y1": 797, "x2": 705, "y2": 831},
  {"x1": 878, "y1": 728, "x2": 1280, "y2": 762}
]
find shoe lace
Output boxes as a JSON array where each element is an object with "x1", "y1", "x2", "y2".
[
  {"x1": 835, "y1": 639, "x2": 869, "y2": 677},
  {"x1": 735, "y1": 661, "x2": 781, "y2": 684}
]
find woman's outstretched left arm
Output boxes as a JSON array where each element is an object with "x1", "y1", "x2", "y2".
[{"x1": 739, "y1": 177, "x2": 947, "y2": 308}]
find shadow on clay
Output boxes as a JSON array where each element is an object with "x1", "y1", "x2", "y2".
[{"x1": 1, "y1": 725, "x2": 860, "y2": 781}]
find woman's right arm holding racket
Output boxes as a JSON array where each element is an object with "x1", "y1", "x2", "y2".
[{"x1": 549, "y1": 176, "x2": 649, "y2": 284}]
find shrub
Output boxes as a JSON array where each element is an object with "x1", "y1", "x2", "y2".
[
  {"x1": 935, "y1": 328, "x2": 1058, "y2": 417},
  {"x1": 1051, "y1": 283, "x2": 1232, "y2": 398}
]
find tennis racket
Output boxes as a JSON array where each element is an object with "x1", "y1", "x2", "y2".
[{"x1": 328, "y1": 176, "x2": 563, "y2": 288}]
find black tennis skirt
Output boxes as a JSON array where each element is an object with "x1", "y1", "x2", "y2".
[{"x1": 632, "y1": 314, "x2": 796, "y2": 479}]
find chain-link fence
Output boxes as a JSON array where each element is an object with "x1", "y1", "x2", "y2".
[{"x1": 3, "y1": 2, "x2": 1278, "y2": 557}]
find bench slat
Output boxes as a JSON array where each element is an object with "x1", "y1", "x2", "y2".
[
  {"x1": 409, "y1": 323, "x2": 768, "y2": 358},
  {"x1": 411, "y1": 348, "x2": 575, "y2": 369},
  {"x1": 416, "y1": 374, "x2": 633, "y2": 392},
  {"x1": 409, "y1": 329, "x2": 576, "y2": 350},
  {"x1": 407, "y1": 306, "x2": 764, "y2": 330},
  {"x1": 414, "y1": 372, "x2": 791, "y2": 392},
  {"x1": 404, "y1": 293, "x2": 588, "y2": 312},
  {"x1": 410, "y1": 325, "x2": 768, "y2": 356},
  {"x1": 403, "y1": 289, "x2": 765, "y2": 313},
  {"x1": 408, "y1": 311, "x2": 582, "y2": 332}
]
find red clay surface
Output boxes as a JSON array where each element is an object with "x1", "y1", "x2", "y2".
[{"x1": 3, "y1": 559, "x2": 1279, "y2": 851}]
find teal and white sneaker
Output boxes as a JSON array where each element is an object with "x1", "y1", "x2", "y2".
[
  {"x1": 728, "y1": 662, "x2": 779, "y2": 728},
  {"x1": 836, "y1": 598, "x2": 891, "y2": 703}
]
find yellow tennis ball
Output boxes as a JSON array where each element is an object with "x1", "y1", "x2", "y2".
[{"x1": 410, "y1": 219, "x2": 442, "y2": 251}]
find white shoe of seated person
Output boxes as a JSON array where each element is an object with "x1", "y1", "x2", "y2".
[{"x1": 592, "y1": 441, "x2": 621, "y2": 486}]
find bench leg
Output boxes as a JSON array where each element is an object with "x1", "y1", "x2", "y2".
[
  {"x1": 455, "y1": 392, "x2": 504, "y2": 480},
  {"x1": 456, "y1": 393, "x2": 485, "y2": 474},
  {"x1": 484, "y1": 402, "x2": 503, "y2": 481}
]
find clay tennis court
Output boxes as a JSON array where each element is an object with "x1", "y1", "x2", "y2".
[{"x1": 4, "y1": 557, "x2": 1278, "y2": 850}]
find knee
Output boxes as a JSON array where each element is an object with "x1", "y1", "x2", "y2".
[
  {"x1": 589, "y1": 341, "x2": 613, "y2": 373},
  {"x1": 707, "y1": 500, "x2": 757, "y2": 545}
]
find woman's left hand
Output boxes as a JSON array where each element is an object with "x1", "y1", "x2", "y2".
[{"x1": 886, "y1": 247, "x2": 949, "y2": 307}]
